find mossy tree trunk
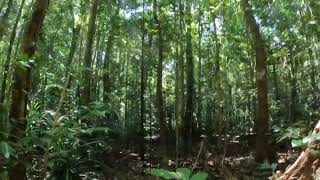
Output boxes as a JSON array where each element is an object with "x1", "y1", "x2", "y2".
[
  {"x1": 0, "y1": 0, "x2": 13, "y2": 41},
  {"x1": 0, "y1": 0, "x2": 26, "y2": 104},
  {"x1": 9, "y1": 0, "x2": 49, "y2": 179},
  {"x1": 183, "y1": 0, "x2": 194, "y2": 158},
  {"x1": 82, "y1": 0, "x2": 98, "y2": 105}
]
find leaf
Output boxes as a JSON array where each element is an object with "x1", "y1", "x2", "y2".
[
  {"x1": 176, "y1": 168, "x2": 191, "y2": 180},
  {"x1": 270, "y1": 163, "x2": 277, "y2": 173},
  {"x1": 150, "y1": 169, "x2": 180, "y2": 179},
  {"x1": 190, "y1": 172, "x2": 208, "y2": 180},
  {"x1": 0, "y1": 141, "x2": 15, "y2": 159},
  {"x1": 291, "y1": 139, "x2": 304, "y2": 147}
]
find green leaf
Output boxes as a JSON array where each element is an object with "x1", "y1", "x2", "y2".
[
  {"x1": 150, "y1": 169, "x2": 180, "y2": 179},
  {"x1": 190, "y1": 172, "x2": 208, "y2": 180},
  {"x1": 291, "y1": 139, "x2": 304, "y2": 147},
  {"x1": 271, "y1": 163, "x2": 277, "y2": 173},
  {"x1": 0, "y1": 141, "x2": 15, "y2": 159},
  {"x1": 176, "y1": 168, "x2": 191, "y2": 180}
]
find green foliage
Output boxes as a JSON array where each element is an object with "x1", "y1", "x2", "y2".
[
  {"x1": 150, "y1": 168, "x2": 208, "y2": 180},
  {"x1": 0, "y1": 142, "x2": 15, "y2": 159}
]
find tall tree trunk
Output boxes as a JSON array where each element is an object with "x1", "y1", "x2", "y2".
[
  {"x1": 0, "y1": 0, "x2": 13, "y2": 41},
  {"x1": 82, "y1": 0, "x2": 98, "y2": 105},
  {"x1": 175, "y1": 0, "x2": 185, "y2": 160},
  {"x1": 183, "y1": 0, "x2": 194, "y2": 157},
  {"x1": 8, "y1": 0, "x2": 49, "y2": 179},
  {"x1": 212, "y1": 17, "x2": 224, "y2": 136},
  {"x1": 241, "y1": 0, "x2": 275, "y2": 163},
  {"x1": 288, "y1": 52, "x2": 298, "y2": 122},
  {"x1": 63, "y1": 6, "x2": 80, "y2": 108},
  {"x1": 103, "y1": 5, "x2": 119, "y2": 103},
  {"x1": 153, "y1": 0, "x2": 168, "y2": 161},
  {"x1": 139, "y1": 0, "x2": 146, "y2": 160},
  {"x1": 197, "y1": 7, "x2": 203, "y2": 132},
  {"x1": 272, "y1": 61, "x2": 280, "y2": 101},
  {"x1": 0, "y1": 0, "x2": 26, "y2": 104}
]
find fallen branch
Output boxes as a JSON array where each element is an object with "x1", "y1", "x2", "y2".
[{"x1": 280, "y1": 120, "x2": 320, "y2": 180}]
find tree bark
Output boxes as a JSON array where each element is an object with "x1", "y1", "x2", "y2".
[
  {"x1": 82, "y1": 0, "x2": 98, "y2": 105},
  {"x1": 103, "y1": 4, "x2": 119, "y2": 103},
  {"x1": 0, "y1": 0, "x2": 26, "y2": 104},
  {"x1": 0, "y1": 0, "x2": 13, "y2": 41},
  {"x1": 153, "y1": 0, "x2": 168, "y2": 161},
  {"x1": 174, "y1": 0, "x2": 185, "y2": 160},
  {"x1": 241, "y1": 0, "x2": 275, "y2": 163},
  {"x1": 0, "y1": 0, "x2": 7, "y2": 13},
  {"x1": 280, "y1": 121, "x2": 320, "y2": 180},
  {"x1": 9, "y1": 0, "x2": 49, "y2": 179},
  {"x1": 183, "y1": 0, "x2": 194, "y2": 157},
  {"x1": 139, "y1": 0, "x2": 146, "y2": 160},
  {"x1": 197, "y1": 7, "x2": 203, "y2": 132}
]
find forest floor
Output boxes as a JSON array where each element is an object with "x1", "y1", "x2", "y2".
[{"x1": 99, "y1": 136, "x2": 303, "y2": 180}]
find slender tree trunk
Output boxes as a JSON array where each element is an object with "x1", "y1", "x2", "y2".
[
  {"x1": 197, "y1": 7, "x2": 203, "y2": 132},
  {"x1": 82, "y1": 0, "x2": 98, "y2": 105},
  {"x1": 183, "y1": 0, "x2": 194, "y2": 157},
  {"x1": 139, "y1": 0, "x2": 146, "y2": 160},
  {"x1": 153, "y1": 0, "x2": 168, "y2": 161},
  {"x1": 65, "y1": 26, "x2": 81, "y2": 85},
  {"x1": 0, "y1": 0, "x2": 13, "y2": 41},
  {"x1": 103, "y1": 5, "x2": 119, "y2": 103},
  {"x1": 63, "y1": 12, "x2": 80, "y2": 109},
  {"x1": 288, "y1": 51, "x2": 298, "y2": 122},
  {"x1": 241, "y1": 0, "x2": 275, "y2": 163},
  {"x1": 0, "y1": 0, "x2": 26, "y2": 104},
  {"x1": 272, "y1": 61, "x2": 280, "y2": 101},
  {"x1": 9, "y1": 0, "x2": 49, "y2": 179},
  {"x1": 212, "y1": 17, "x2": 224, "y2": 135}
]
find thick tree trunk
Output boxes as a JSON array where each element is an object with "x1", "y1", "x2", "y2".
[
  {"x1": 82, "y1": 0, "x2": 98, "y2": 105},
  {"x1": 0, "y1": 0, "x2": 13, "y2": 41},
  {"x1": 0, "y1": 0, "x2": 26, "y2": 104},
  {"x1": 174, "y1": 0, "x2": 185, "y2": 160},
  {"x1": 280, "y1": 121, "x2": 320, "y2": 180},
  {"x1": 8, "y1": 0, "x2": 49, "y2": 179},
  {"x1": 241, "y1": 0, "x2": 275, "y2": 163},
  {"x1": 153, "y1": 0, "x2": 168, "y2": 161}
]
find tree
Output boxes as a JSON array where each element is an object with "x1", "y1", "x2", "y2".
[
  {"x1": 139, "y1": 0, "x2": 147, "y2": 160},
  {"x1": 0, "y1": 0, "x2": 13, "y2": 41},
  {"x1": 153, "y1": 0, "x2": 168, "y2": 161},
  {"x1": 0, "y1": 0, "x2": 26, "y2": 103},
  {"x1": 241, "y1": 0, "x2": 275, "y2": 163},
  {"x1": 82, "y1": 0, "x2": 98, "y2": 104},
  {"x1": 8, "y1": 0, "x2": 49, "y2": 179},
  {"x1": 183, "y1": 0, "x2": 195, "y2": 157}
]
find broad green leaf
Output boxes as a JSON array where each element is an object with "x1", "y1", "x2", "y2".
[
  {"x1": 190, "y1": 172, "x2": 208, "y2": 180},
  {"x1": 176, "y1": 168, "x2": 191, "y2": 180},
  {"x1": 150, "y1": 169, "x2": 180, "y2": 179}
]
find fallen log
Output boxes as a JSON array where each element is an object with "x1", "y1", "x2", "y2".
[{"x1": 279, "y1": 120, "x2": 320, "y2": 180}]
